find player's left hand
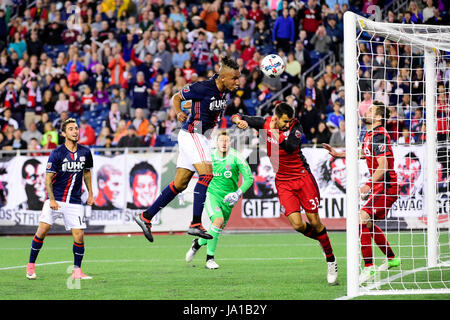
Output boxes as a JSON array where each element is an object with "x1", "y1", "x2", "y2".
[
  {"x1": 224, "y1": 189, "x2": 243, "y2": 207},
  {"x1": 359, "y1": 185, "x2": 371, "y2": 200}
]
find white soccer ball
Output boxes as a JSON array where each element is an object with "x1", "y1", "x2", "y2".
[{"x1": 260, "y1": 54, "x2": 286, "y2": 78}]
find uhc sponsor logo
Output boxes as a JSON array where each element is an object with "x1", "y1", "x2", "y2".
[{"x1": 62, "y1": 161, "x2": 85, "y2": 172}]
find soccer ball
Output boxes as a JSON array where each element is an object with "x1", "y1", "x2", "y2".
[{"x1": 260, "y1": 54, "x2": 286, "y2": 78}]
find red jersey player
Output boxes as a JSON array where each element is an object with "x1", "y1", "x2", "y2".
[
  {"x1": 323, "y1": 101, "x2": 401, "y2": 284},
  {"x1": 232, "y1": 102, "x2": 338, "y2": 285}
]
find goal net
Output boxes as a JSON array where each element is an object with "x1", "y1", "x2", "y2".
[{"x1": 344, "y1": 12, "x2": 450, "y2": 297}]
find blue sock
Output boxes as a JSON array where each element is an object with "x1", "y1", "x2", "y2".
[
  {"x1": 143, "y1": 181, "x2": 180, "y2": 221},
  {"x1": 29, "y1": 235, "x2": 44, "y2": 263},
  {"x1": 192, "y1": 174, "x2": 213, "y2": 224},
  {"x1": 73, "y1": 242, "x2": 85, "y2": 268}
]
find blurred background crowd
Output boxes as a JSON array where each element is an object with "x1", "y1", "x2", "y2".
[{"x1": 0, "y1": 0, "x2": 448, "y2": 155}]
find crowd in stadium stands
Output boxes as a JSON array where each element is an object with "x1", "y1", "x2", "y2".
[{"x1": 0, "y1": 0, "x2": 448, "y2": 155}]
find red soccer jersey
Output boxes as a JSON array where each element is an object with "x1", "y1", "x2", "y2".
[
  {"x1": 262, "y1": 117, "x2": 310, "y2": 181},
  {"x1": 362, "y1": 125, "x2": 398, "y2": 187}
]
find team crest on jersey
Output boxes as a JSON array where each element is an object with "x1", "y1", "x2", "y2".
[
  {"x1": 280, "y1": 205, "x2": 285, "y2": 213},
  {"x1": 224, "y1": 170, "x2": 232, "y2": 178},
  {"x1": 295, "y1": 130, "x2": 301, "y2": 138},
  {"x1": 378, "y1": 144, "x2": 385, "y2": 152},
  {"x1": 47, "y1": 162, "x2": 52, "y2": 169}
]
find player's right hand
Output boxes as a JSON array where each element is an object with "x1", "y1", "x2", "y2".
[
  {"x1": 49, "y1": 199, "x2": 59, "y2": 210},
  {"x1": 236, "y1": 120, "x2": 248, "y2": 130},
  {"x1": 176, "y1": 111, "x2": 188, "y2": 123}
]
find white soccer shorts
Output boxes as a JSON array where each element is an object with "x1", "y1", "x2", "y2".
[
  {"x1": 40, "y1": 199, "x2": 86, "y2": 230},
  {"x1": 176, "y1": 129, "x2": 212, "y2": 171}
]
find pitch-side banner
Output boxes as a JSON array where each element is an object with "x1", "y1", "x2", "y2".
[{"x1": 0, "y1": 145, "x2": 448, "y2": 234}]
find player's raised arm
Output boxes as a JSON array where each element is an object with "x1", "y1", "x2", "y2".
[{"x1": 231, "y1": 114, "x2": 266, "y2": 130}]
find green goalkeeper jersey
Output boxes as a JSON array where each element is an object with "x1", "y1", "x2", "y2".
[{"x1": 207, "y1": 148, "x2": 254, "y2": 199}]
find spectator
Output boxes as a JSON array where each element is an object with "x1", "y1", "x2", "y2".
[
  {"x1": 300, "y1": 96, "x2": 321, "y2": 142},
  {"x1": 22, "y1": 76, "x2": 43, "y2": 129},
  {"x1": 311, "y1": 121, "x2": 331, "y2": 145},
  {"x1": 299, "y1": 0, "x2": 322, "y2": 37},
  {"x1": 172, "y1": 42, "x2": 191, "y2": 69},
  {"x1": 8, "y1": 32, "x2": 27, "y2": 59},
  {"x1": 200, "y1": 1, "x2": 220, "y2": 33},
  {"x1": 1, "y1": 108, "x2": 19, "y2": 130},
  {"x1": 22, "y1": 121, "x2": 42, "y2": 144},
  {"x1": 141, "y1": 123, "x2": 158, "y2": 147},
  {"x1": 78, "y1": 118, "x2": 96, "y2": 146},
  {"x1": 96, "y1": 127, "x2": 112, "y2": 147},
  {"x1": 128, "y1": 108, "x2": 150, "y2": 137},
  {"x1": 108, "y1": 53, "x2": 126, "y2": 87},
  {"x1": 40, "y1": 122, "x2": 58, "y2": 148},
  {"x1": 329, "y1": 120, "x2": 345, "y2": 147},
  {"x1": 54, "y1": 93, "x2": 69, "y2": 115},
  {"x1": 129, "y1": 71, "x2": 150, "y2": 118},
  {"x1": 285, "y1": 52, "x2": 301, "y2": 83},
  {"x1": 113, "y1": 119, "x2": 128, "y2": 146},
  {"x1": 106, "y1": 102, "x2": 122, "y2": 133},
  {"x1": 299, "y1": 76, "x2": 327, "y2": 115},
  {"x1": 225, "y1": 96, "x2": 249, "y2": 117},
  {"x1": 154, "y1": 41, "x2": 172, "y2": 75},
  {"x1": 118, "y1": 124, "x2": 142, "y2": 148},
  {"x1": 10, "y1": 129, "x2": 27, "y2": 150},
  {"x1": 326, "y1": 101, "x2": 344, "y2": 132},
  {"x1": 68, "y1": 92, "x2": 83, "y2": 116},
  {"x1": 93, "y1": 80, "x2": 109, "y2": 108},
  {"x1": 422, "y1": 0, "x2": 436, "y2": 23},
  {"x1": 27, "y1": 137, "x2": 43, "y2": 156},
  {"x1": 310, "y1": 25, "x2": 332, "y2": 58},
  {"x1": 118, "y1": 88, "x2": 131, "y2": 117},
  {"x1": 272, "y1": 8, "x2": 295, "y2": 54}
]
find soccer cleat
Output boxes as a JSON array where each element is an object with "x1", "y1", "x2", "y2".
[
  {"x1": 72, "y1": 268, "x2": 92, "y2": 280},
  {"x1": 359, "y1": 265, "x2": 376, "y2": 284},
  {"x1": 134, "y1": 212, "x2": 154, "y2": 243},
  {"x1": 327, "y1": 260, "x2": 339, "y2": 285},
  {"x1": 205, "y1": 259, "x2": 219, "y2": 269},
  {"x1": 187, "y1": 223, "x2": 213, "y2": 239},
  {"x1": 26, "y1": 263, "x2": 36, "y2": 280},
  {"x1": 185, "y1": 239, "x2": 200, "y2": 262},
  {"x1": 378, "y1": 257, "x2": 401, "y2": 271}
]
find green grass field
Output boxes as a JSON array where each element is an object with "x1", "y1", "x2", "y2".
[{"x1": 1, "y1": 231, "x2": 449, "y2": 300}]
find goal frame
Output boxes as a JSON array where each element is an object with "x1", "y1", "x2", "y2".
[{"x1": 344, "y1": 11, "x2": 449, "y2": 297}]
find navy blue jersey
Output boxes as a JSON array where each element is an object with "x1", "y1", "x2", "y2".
[
  {"x1": 46, "y1": 144, "x2": 93, "y2": 204},
  {"x1": 180, "y1": 74, "x2": 227, "y2": 135}
]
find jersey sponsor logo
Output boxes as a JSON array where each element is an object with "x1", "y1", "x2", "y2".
[
  {"x1": 62, "y1": 160, "x2": 86, "y2": 172},
  {"x1": 209, "y1": 99, "x2": 227, "y2": 111}
]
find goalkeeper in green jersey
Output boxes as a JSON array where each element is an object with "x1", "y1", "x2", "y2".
[{"x1": 185, "y1": 131, "x2": 253, "y2": 269}]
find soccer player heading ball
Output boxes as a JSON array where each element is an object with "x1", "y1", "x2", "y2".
[
  {"x1": 232, "y1": 102, "x2": 338, "y2": 285},
  {"x1": 134, "y1": 56, "x2": 240, "y2": 242}
]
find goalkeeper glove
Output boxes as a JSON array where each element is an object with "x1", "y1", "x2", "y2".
[{"x1": 223, "y1": 189, "x2": 243, "y2": 207}]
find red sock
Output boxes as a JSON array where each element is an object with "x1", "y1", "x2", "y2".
[
  {"x1": 316, "y1": 227, "x2": 335, "y2": 262},
  {"x1": 372, "y1": 224, "x2": 395, "y2": 259},
  {"x1": 360, "y1": 224, "x2": 373, "y2": 267}
]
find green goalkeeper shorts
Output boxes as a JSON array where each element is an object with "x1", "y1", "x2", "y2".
[{"x1": 205, "y1": 192, "x2": 233, "y2": 226}]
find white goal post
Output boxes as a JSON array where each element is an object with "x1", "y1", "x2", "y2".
[{"x1": 344, "y1": 11, "x2": 450, "y2": 297}]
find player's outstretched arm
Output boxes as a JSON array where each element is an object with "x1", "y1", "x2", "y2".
[
  {"x1": 322, "y1": 143, "x2": 346, "y2": 158},
  {"x1": 231, "y1": 114, "x2": 266, "y2": 130}
]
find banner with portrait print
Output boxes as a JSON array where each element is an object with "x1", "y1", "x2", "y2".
[{"x1": 0, "y1": 145, "x2": 448, "y2": 234}]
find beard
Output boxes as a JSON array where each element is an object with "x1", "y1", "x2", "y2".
[{"x1": 362, "y1": 117, "x2": 372, "y2": 125}]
